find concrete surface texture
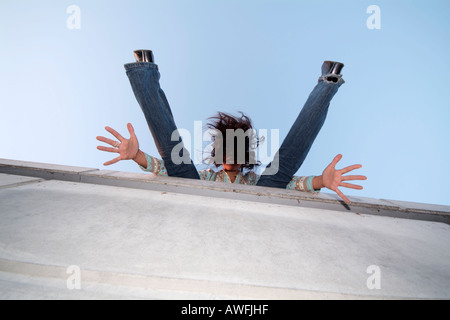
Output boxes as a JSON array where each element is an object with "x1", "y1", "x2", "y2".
[{"x1": 0, "y1": 159, "x2": 449, "y2": 299}]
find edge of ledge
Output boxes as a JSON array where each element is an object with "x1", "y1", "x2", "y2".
[{"x1": 1, "y1": 158, "x2": 449, "y2": 224}]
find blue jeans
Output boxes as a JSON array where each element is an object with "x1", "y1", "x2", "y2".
[
  {"x1": 125, "y1": 62, "x2": 344, "y2": 187},
  {"x1": 124, "y1": 62, "x2": 200, "y2": 179},
  {"x1": 256, "y1": 77, "x2": 344, "y2": 188}
]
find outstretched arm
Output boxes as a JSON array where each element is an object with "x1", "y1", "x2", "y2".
[
  {"x1": 313, "y1": 154, "x2": 367, "y2": 204},
  {"x1": 96, "y1": 123, "x2": 145, "y2": 167},
  {"x1": 96, "y1": 123, "x2": 168, "y2": 175},
  {"x1": 287, "y1": 154, "x2": 366, "y2": 204}
]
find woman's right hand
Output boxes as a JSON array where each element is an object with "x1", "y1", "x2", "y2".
[{"x1": 96, "y1": 123, "x2": 139, "y2": 166}]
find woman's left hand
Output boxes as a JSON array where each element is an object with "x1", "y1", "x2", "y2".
[{"x1": 319, "y1": 154, "x2": 367, "y2": 204}]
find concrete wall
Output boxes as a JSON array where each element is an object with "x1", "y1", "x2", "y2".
[{"x1": 1, "y1": 159, "x2": 449, "y2": 299}]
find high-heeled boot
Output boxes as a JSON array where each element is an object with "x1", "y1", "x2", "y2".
[
  {"x1": 134, "y1": 49, "x2": 154, "y2": 63},
  {"x1": 319, "y1": 61, "x2": 344, "y2": 83}
]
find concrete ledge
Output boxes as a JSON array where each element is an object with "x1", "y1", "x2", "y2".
[
  {"x1": 1, "y1": 158, "x2": 449, "y2": 224},
  {"x1": 0, "y1": 158, "x2": 98, "y2": 182}
]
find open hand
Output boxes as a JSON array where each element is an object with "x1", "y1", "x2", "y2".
[
  {"x1": 321, "y1": 154, "x2": 367, "y2": 204},
  {"x1": 96, "y1": 123, "x2": 139, "y2": 166}
]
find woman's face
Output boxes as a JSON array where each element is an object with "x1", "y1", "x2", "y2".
[
  {"x1": 223, "y1": 155, "x2": 241, "y2": 172},
  {"x1": 223, "y1": 163, "x2": 241, "y2": 172}
]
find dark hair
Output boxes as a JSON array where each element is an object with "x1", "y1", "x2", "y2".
[{"x1": 205, "y1": 111, "x2": 263, "y2": 172}]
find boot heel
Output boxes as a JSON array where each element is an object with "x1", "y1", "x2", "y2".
[{"x1": 134, "y1": 49, "x2": 154, "y2": 63}]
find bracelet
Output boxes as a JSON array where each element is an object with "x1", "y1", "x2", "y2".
[
  {"x1": 296, "y1": 176, "x2": 307, "y2": 191},
  {"x1": 306, "y1": 176, "x2": 315, "y2": 193}
]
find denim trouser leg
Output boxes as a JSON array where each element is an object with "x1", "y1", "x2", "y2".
[
  {"x1": 256, "y1": 78, "x2": 344, "y2": 188},
  {"x1": 124, "y1": 62, "x2": 200, "y2": 179}
]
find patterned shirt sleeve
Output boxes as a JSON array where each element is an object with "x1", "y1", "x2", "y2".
[
  {"x1": 287, "y1": 176, "x2": 321, "y2": 194},
  {"x1": 255, "y1": 174, "x2": 320, "y2": 194},
  {"x1": 139, "y1": 152, "x2": 168, "y2": 176},
  {"x1": 198, "y1": 169, "x2": 217, "y2": 181},
  {"x1": 247, "y1": 171, "x2": 259, "y2": 185}
]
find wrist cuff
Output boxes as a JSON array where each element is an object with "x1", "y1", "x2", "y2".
[{"x1": 306, "y1": 176, "x2": 321, "y2": 194}]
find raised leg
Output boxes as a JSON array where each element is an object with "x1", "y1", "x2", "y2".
[
  {"x1": 257, "y1": 62, "x2": 345, "y2": 188},
  {"x1": 124, "y1": 51, "x2": 199, "y2": 179}
]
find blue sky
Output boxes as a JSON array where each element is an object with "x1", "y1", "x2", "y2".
[{"x1": 1, "y1": 0, "x2": 449, "y2": 206}]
